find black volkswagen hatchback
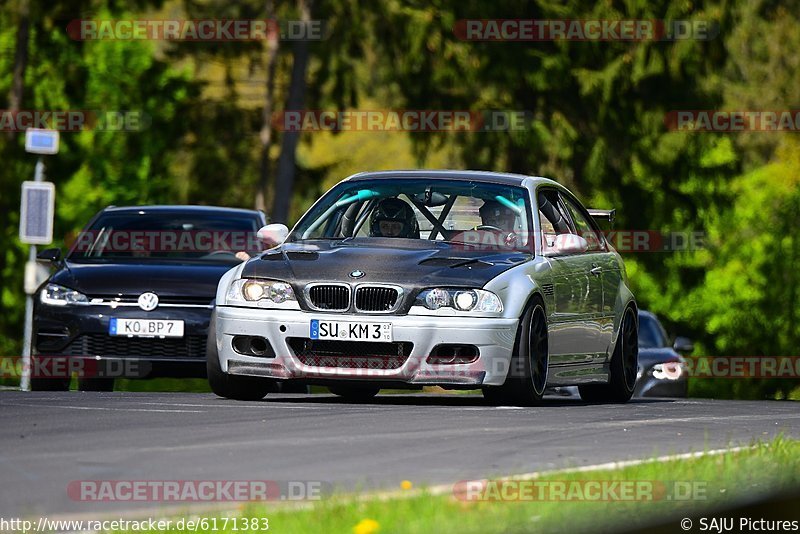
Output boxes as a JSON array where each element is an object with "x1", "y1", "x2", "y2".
[{"x1": 32, "y1": 205, "x2": 266, "y2": 391}]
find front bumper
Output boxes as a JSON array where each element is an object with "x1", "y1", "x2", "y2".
[
  {"x1": 33, "y1": 301, "x2": 212, "y2": 378},
  {"x1": 634, "y1": 375, "x2": 688, "y2": 398},
  {"x1": 214, "y1": 306, "x2": 520, "y2": 386}
]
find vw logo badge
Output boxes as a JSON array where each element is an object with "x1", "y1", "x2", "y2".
[
  {"x1": 138, "y1": 292, "x2": 159, "y2": 311},
  {"x1": 349, "y1": 270, "x2": 365, "y2": 279}
]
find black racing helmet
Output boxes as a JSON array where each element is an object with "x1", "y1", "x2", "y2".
[
  {"x1": 479, "y1": 199, "x2": 517, "y2": 231},
  {"x1": 369, "y1": 197, "x2": 420, "y2": 238}
]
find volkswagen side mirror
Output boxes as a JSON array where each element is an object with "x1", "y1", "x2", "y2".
[
  {"x1": 673, "y1": 336, "x2": 694, "y2": 355},
  {"x1": 36, "y1": 248, "x2": 62, "y2": 264}
]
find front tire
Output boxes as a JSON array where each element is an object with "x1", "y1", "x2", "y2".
[
  {"x1": 278, "y1": 382, "x2": 310, "y2": 394},
  {"x1": 206, "y1": 316, "x2": 275, "y2": 401},
  {"x1": 328, "y1": 385, "x2": 380, "y2": 401},
  {"x1": 77, "y1": 378, "x2": 114, "y2": 392},
  {"x1": 483, "y1": 299, "x2": 549, "y2": 406},
  {"x1": 30, "y1": 377, "x2": 70, "y2": 391},
  {"x1": 579, "y1": 306, "x2": 638, "y2": 403},
  {"x1": 29, "y1": 355, "x2": 70, "y2": 391}
]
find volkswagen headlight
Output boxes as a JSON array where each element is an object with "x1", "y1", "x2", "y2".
[
  {"x1": 651, "y1": 362, "x2": 685, "y2": 380},
  {"x1": 40, "y1": 284, "x2": 89, "y2": 306}
]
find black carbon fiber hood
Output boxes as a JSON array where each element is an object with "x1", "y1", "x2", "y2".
[{"x1": 241, "y1": 238, "x2": 531, "y2": 299}]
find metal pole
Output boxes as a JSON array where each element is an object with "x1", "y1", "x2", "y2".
[{"x1": 20, "y1": 157, "x2": 44, "y2": 391}]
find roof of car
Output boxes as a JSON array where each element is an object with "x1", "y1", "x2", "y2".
[
  {"x1": 101, "y1": 205, "x2": 262, "y2": 216},
  {"x1": 344, "y1": 170, "x2": 561, "y2": 188}
]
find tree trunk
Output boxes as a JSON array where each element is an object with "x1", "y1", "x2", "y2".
[
  {"x1": 0, "y1": 0, "x2": 31, "y2": 355},
  {"x1": 271, "y1": 0, "x2": 312, "y2": 223},
  {"x1": 254, "y1": 0, "x2": 280, "y2": 214},
  {"x1": 6, "y1": 0, "x2": 30, "y2": 139}
]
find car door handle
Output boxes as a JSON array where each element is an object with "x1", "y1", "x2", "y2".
[{"x1": 590, "y1": 266, "x2": 602, "y2": 276}]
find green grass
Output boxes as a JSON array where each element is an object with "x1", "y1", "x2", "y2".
[
  {"x1": 110, "y1": 437, "x2": 800, "y2": 534},
  {"x1": 114, "y1": 378, "x2": 211, "y2": 393}
]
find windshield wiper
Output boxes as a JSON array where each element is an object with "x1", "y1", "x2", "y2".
[{"x1": 420, "y1": 256, "x2": 495, "y2": 268}]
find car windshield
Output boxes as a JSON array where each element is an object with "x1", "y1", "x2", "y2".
[
  {"x1": 68, "y1": 211, "x2": 261, "y2": 264},
  {"x1": 638, "y1": 314, "x2": 669, "y2": 349},
  {"x1": 290, "y1": 178, "x2": 533, "y2": 250}
]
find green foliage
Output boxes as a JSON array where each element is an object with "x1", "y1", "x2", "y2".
[
  {"x1": 0, "y1": 1, "x2": 198, "y2": 354},
  {"x1": 683, "y1": 140, "x2": 800, "y2": 399},
  {"x1": 0, "y1": 0, "x2": 797, "y2": 399},
  {"x1": 115, "y1": 437, "x2": 800, "y2": 533},
  {"x1": 60, "y1": 14, "x2": 197, "y2": 227}
]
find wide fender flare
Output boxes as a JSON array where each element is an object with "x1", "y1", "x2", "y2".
[
  {"x1": 482, "y1": 257, "x2": 552, "y2": 320},
  {"x1": 611, "y1": 282, "x2": 638, "y2": 353},
  {"x1": 215, "y1": 262, "x2": 247, "y2": 306}
]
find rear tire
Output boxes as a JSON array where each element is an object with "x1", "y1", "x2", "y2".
[
  {"x1": 206, "y1": 316, "x2": 275, "y2": 401},
  {"x1": 328, "y1": 385, "x2": 380, "y2": 401},
  {"x1": 482, "y1": 299, "x2": 548, "y2": 406},
  {"x1": 77, "y1": 378, "x2": 114, "y2": 392},
  {"x1": 579, "y1": 307, "x2": 638, "y2": 403}
]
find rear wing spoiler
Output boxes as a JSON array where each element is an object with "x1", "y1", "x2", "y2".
[{"x1": 587, "y1": 209, "x2": 615, "y2": 223}]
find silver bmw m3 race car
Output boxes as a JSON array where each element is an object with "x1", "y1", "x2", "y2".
[{"x1": 207, "y1": 170, "x2": 638, "y2": 405}]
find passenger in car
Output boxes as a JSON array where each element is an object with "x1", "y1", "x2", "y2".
[{"x1": 478, "y1": 200, "x2": 518, "y2": 232}]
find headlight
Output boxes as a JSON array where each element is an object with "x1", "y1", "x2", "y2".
[
  {"x1": 227, "y1": 279, "x2": 296, "y2": 305},
  {"x1": 651, "y1": 362, "x2": 684, "y2": 380},
  {"x1": 40, "y1": 284, "x2": 89, "y2": 306},
  {"x1": 416, "y1": 288, "x2": 502, "y2": 313},
  {"x1": 424, "y1": 288, "x2": 450, "y2": 309}
]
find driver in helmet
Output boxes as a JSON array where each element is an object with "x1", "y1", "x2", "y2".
[
  {"x1": 479, "y1": 200, "x2": 517, "y2": 232},
  {"x1": 370, "y1": 197, "x2": 420, "y2": 238}
]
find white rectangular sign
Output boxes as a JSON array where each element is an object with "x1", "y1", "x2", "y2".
[
  {"x1": 25, "y1": 129, "x2": 60, "y2": 155},
  {"x1": 19, "y1": 181, "x2": 55, "y2": 245}
]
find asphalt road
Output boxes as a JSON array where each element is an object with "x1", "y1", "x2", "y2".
[{"x1": 1, "y1": 391, "x2": 799, "y2": 518}]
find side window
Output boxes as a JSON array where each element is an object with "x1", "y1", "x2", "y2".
[
  {"x1": 560, "y1": 195, "x2": 605, "y2": 252},
  {"x1": 537, "y1": 190, "x2": 572, "y2": 250},
  {"x1": 538, "y1": 209, "x2": 556, "y2": 250},
  {"x1": 441, "y1": 196, "x2": 483, "y2": 233}
]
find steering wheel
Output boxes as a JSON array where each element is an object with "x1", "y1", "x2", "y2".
[
  {"x1": 203, "y1": 250, "x2": 237, "y2": 258},
  {"x1": 474, "y1": 225, "x2": 519, "y2": 248}
]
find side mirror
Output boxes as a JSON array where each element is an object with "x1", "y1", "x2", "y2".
[
  {"x1": 37, "y1": 248, "x2": 62, "y2": 263},
  {"x1": 546, "y1": 233, "x2": 589, "y2": 256},
  {"x1": 257, "y1": 224, "x2": 289, "y2": 247},
  {"x1": 673, "y1": 336, "x2": 694, "y2": 355}
]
